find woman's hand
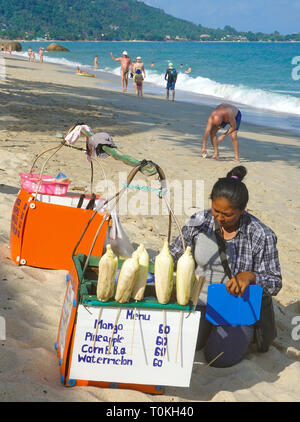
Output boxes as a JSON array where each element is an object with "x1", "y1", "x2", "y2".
[{"x1": 226, "y1": 271, "x2": 256, "y2": 297}]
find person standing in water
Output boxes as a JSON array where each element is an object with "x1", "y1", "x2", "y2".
[
  {"x1": 133, "y1": 69, "x2": 144, "y2": 97},
  {"x1": 164, "y1": 63, "x2": 177, "y2": 102},
  {"x1": 94, "y1": 55, "x2": 98, "y2": 70},
  {"x1": 39, "y1": 47, "x2": 44, "y2": 63},
  {"x1": 110, "y1": 50, "x2": 131, "y2": 92}
]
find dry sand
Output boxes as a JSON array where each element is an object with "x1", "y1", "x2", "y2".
[{"x1": 0, "y1": 54, "x2": 299, "y2": 402}]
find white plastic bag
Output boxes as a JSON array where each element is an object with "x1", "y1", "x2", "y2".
[{"x1": 95, "y1": 202, "x2": 134, "y2": 258}]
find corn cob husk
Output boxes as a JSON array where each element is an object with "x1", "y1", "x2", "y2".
[
  {"x1": 131, "y1": 244, "x2": 149, "y2": 301},
  {"x1": 154, "y1": 241, "x2": 174, "y2": 304},
  {"x1": 96, "y1": 244, "x2": 118, "y2": 302},
  {"x1": 115, "y1": 252, "x2": 139, "y2": 303},
  {"x1": 176, "y1": 246, "x2": 195, "y2": 306}
]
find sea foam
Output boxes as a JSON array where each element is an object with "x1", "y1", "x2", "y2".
[
  {"x1": 145, "y1": 71, "x2": 300, "y2": 116},
  {"x1": 12, "y1": 51, "x2": 300, "y2": 117}
]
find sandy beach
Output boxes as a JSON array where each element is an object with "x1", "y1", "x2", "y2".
[{"x1": 0, "y1": 54, "x2": 299, "y2": 402}]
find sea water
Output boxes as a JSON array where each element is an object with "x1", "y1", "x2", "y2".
[{"x1": 15, "y1": 41, "x2": 300, "y2": 135}]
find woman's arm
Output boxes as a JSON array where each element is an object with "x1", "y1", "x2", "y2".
[
  {"x1": 252, "y1": 231, "x2": 282, "y2": 296},
  {"x1": 227, "y1": 229, "x2": 282, "y2": 297}
]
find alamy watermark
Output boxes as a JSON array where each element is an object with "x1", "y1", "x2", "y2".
[
  {"x1": 96, "y1": 172, "x2": 204, "y2": 217},
  {"x1": 291, "y1": 316, "x2": 300, "y2": 341},
  {"x1": 291, "y1": 56, "x2": 300, "y2": 80},
  {"x1": 0, "y1": 316, "x2": 6, "y2": 340}
]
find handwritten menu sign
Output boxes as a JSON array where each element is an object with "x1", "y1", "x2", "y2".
[{"x1": 69, "y1": 305, "x2": 200, "y2": 387}]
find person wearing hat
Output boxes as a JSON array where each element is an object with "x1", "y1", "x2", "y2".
[
  {"x1": 165, "y1": 62, "x2": 178, "y2": 101},
  {"x1": 110, "y1": 50, "x2": 131, "y2": 92},
  {"x1": 132, "y1": 56, "x2": 146, "y2": 79},
  {"x1": 133, "y1": 68, "x2": 144, "y2": 97},
  {"x1": 131, "y1": 56, "x2": 146, "y2": 95}
]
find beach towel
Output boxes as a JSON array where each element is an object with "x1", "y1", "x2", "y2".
[
  {"x1": 64, "y1": 124, "x2": 92, "y2": 145},
  {"x1": 87, "y1": 132, "x2": 117, "y2": 160}
]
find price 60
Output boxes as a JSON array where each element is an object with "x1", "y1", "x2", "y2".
[{"x1": 158, "y1": 324, "x2": 170, "y2": 334}]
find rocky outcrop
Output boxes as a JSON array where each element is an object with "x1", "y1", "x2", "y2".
[
  {"x1": 46, "y1": 43, "x2": 69, "y2": 52},
  {"x1": 1, "y1": 41, "x2": 22, "y2": 51}
]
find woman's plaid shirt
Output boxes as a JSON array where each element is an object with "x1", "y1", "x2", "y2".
[{"x1": 169, "y1": 209, "x2": 282, "y2": 296}]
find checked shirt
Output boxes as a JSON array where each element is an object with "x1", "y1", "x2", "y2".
[{"x1": 169, "y1": 209, "x2": 282, "y2": 296}]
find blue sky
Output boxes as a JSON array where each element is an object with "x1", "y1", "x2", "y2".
[{"x1": 141, "y1": 0, "x2": 300, "y2": 35}]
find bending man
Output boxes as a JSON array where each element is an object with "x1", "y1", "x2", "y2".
[{"x1": 201, "y1": 103, "x2": 242, "y2": 162}]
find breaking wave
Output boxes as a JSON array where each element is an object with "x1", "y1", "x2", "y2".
[{"x1": 12, "y1": 50, "x2": 300, "y2": 116}]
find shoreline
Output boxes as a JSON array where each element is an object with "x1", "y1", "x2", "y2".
[
  {"x1": 0, "y1": 55, "x2": 299, "y2": 402},
  {"x1": 4, "y1": 39, "x2": 300, "y2": 43},
  {"x1": 7, "y1": 51, "x2": 300, "y2": 137},
  {"x1": 5, "y1": 54, "x2": 300, "y2": 138},
  {"x1": 7, "y1": 42, "x2": 300, "y2": 135}
]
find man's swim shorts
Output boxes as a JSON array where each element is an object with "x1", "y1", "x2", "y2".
[
  {"x1": 221, "y1": 109, "x2": 242, "y2": 130},
  {"x1": 166, "y1": 82, "x2": 176, "y2": 90}
]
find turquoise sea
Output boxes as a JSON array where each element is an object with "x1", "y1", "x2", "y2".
[{"x1": 16, "y1": 41, "x2": 300, "y2": 135}]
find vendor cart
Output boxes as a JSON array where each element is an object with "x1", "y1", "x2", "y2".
[{"x1": 55, "y1": 161, "x2": 203, "y2": 394}]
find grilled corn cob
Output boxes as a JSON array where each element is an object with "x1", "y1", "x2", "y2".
[
  {"x1": 154, "y1": 241, "x2": 174, "y2": 304},
  {"x1": 96, "y1": 244, "x2": 118, "y2": 302},
  {"x1": 132, "y1": 244, "x2": 149, "y2": 301},
  {"x1": 176, "y1": 246, "x2": 195, "y2": 305},
  {"x1": 115, "y1": 252, "x2": 139, "y2": 303}
]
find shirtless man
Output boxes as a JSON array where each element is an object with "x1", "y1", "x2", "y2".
[
  {"x1": 110, "y1": 50, "x2": 131, "y2": 92},
  {"x1": 201, "y1": 103, "x2": 242, "y2": 162}
]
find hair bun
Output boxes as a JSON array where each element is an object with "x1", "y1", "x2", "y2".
[{"x1": 226, "y1": 166, "x2": 247, "y2": 182}]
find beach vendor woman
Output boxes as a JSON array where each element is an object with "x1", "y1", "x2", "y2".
[{"x1": 169, "y1": 166, "x2": 282, "y2": 368}]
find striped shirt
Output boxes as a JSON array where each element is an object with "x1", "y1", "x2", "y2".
[{"x1": 169, "y1": 209, "x2": 282, "y2": 296}]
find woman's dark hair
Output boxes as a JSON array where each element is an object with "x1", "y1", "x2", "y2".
[{"x1": 210, "y1": 166, "x2": 249, "y2": 210}]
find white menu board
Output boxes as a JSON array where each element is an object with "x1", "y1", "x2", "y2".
[{"x1": 69, "y1": 305, "x2": 200, "y2": 387}]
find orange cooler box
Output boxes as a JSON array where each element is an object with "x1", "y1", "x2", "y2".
[{"x1": 10, "y1": 188, "x2": 110, "y2": 270}]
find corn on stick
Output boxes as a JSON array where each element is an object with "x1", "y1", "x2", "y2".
[
  {"x1": 162, "y1": 309, "x2": 169, "y2": 360},
  {"x1": 138, "y1": 316, "x2": 148, "y2": 365},
  {"x1": 162, "y1": 310, "x2": 166, "y2": 358},
  {"x1": 173, "y1": 276, "x2": 206, "y2": 364},
  {"x1": 175, "y1": 311, "x2": 183, "y2": 364},
  {"x1": 191, "y1": 275, "x2": 206, "y2": 308},
  {"x1": 130, "y1": 306, "x2": 137, "y2": 355},
  {"x1": 197, "y1": 352, "x2": 224, "y2": 375},
  {"x1": 106, "y1": 308, "x2": 121, "y2": 355},
  {"x1": 92, "y1": 307, "x2": 103, "y2": 352}
]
